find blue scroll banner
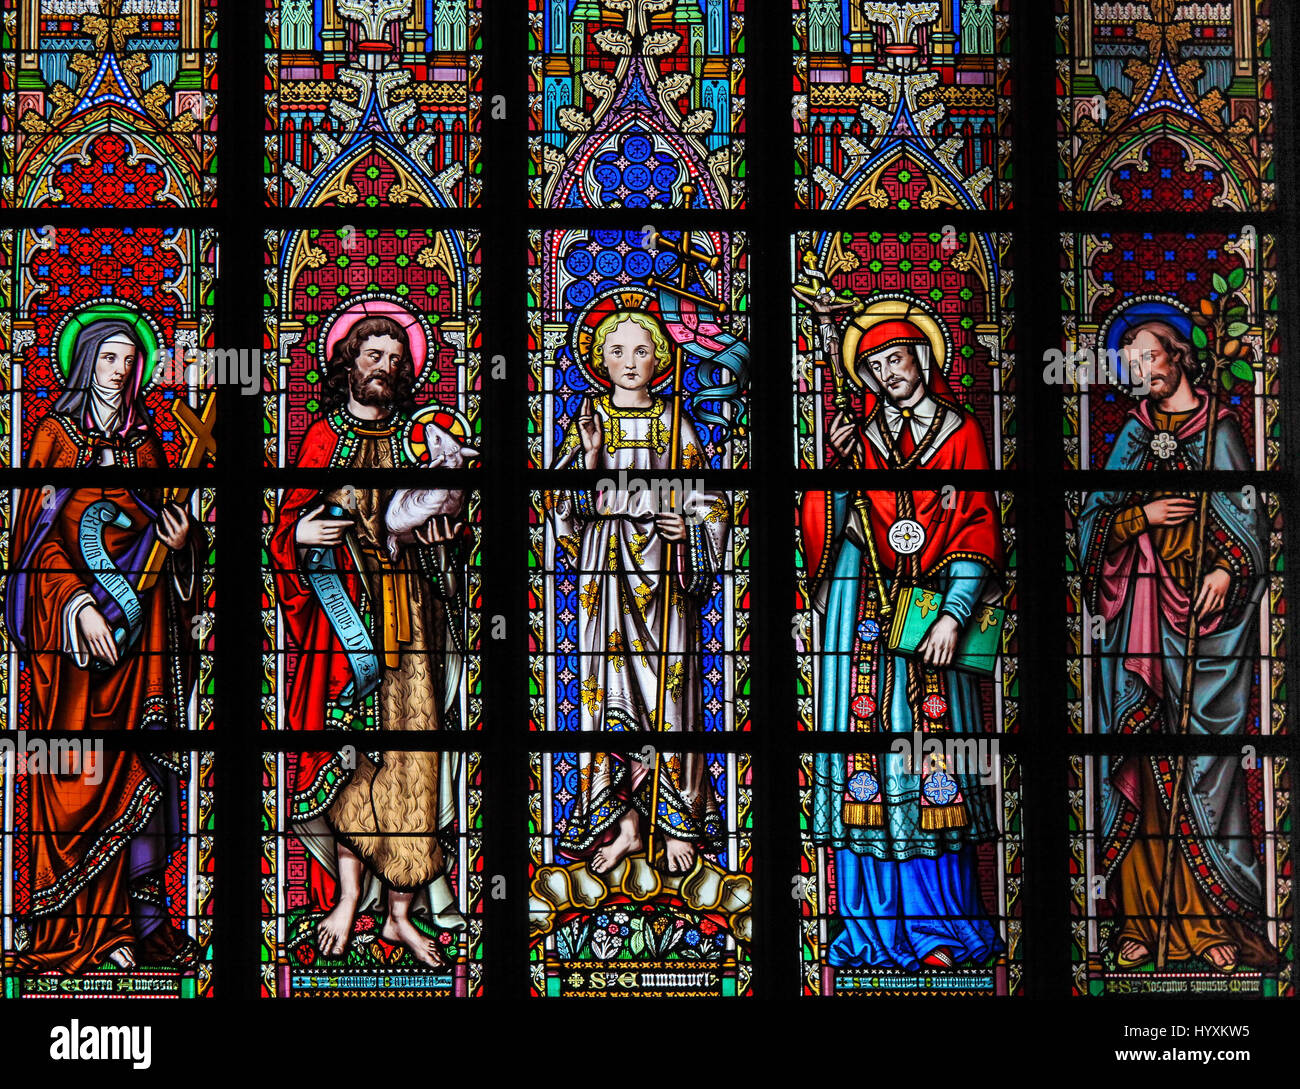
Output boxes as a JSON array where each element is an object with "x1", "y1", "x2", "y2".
[
  {"x1": 78, "y1": 499, "x2": 145, "y2": 669},
  {"x1": 303, "y1": 504, "x2": 381, "y2": 705}
]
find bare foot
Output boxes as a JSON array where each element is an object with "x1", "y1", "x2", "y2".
[
  {"x1": 381, "y1": 915, "x2": 447, "y2": 968},
  {"x1": 662, "y1": 833, "x2": 696, "y2": 873},
  {"x1": 107, "y1": 945, "x2": 136, "y2": 969},
  {"x1": 316, "y1": 897, "x2": 358, "y2": 957},
  {"x1": 1204, "y1": 944, "x2": 1238, "y2": 972},
  {"x1": 1118, "y1": 940, "x2": 1150, "y2": 966},
  {"x1": 591, "y1": 810, "x2": 641, "y2": 874}
]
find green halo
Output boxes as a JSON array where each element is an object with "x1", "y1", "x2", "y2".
[{"x1": 54, "y1": 303, "x2": 163, "y2": 386}]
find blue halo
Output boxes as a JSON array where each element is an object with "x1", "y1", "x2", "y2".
[{"x1": 1101, "y1": 296, "x2": 1194, "y2": 358}]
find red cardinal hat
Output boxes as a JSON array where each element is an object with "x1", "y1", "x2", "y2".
[{"x1": 856, "y1": 318, "x2": 929, "y2": 359}]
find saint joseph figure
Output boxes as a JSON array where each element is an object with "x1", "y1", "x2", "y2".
[
  {"x1": 4, "y1": 318, "x2": 202, "y2": 974},
  {"x1": 1081, "y1": 316, "x2": 1275, "y2": 973},
  {"x1": 548, "y1": 308, "x2": 731, "y2": 875}
]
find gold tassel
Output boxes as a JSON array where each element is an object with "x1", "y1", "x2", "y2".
[
  {"x1": 920, "y1": 803, "x2": 968, "y2": 830},
  {"x1": 842, "y1": 801, "x2": 884, "y2": 827}
]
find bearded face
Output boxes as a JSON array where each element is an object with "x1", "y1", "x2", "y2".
[
  {"x1": 348, "y1": 334, "x2": 407, "y2": 407},
  {"x1": 864, "y1": 343, "x2": 925, "y2": 405},
  {"x1": 1124, "y1": 328, "x2": 1185, "y2": 404}
]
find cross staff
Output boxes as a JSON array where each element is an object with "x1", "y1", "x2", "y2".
[
  {"x1": 791, "y1": 264, "x2": 892, "y2": 620},
  {"x1": 643, "y1": 184, "x2": 725, "y2": 868},
  {"x1": 648, "y1": 241, "x2": 726, "y2": 310},
  {"x1": 135, "y1": 391, "x2": 216, "y2": 594}
]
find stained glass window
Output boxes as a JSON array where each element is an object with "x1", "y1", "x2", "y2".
[
  {"x1": 2, "y1": 748, "x2": 215, "y2": 997},
  {"x1": 529, "y1": 0, "x2": 745, "y2": 210},
  {"x1": 794, "y1": 0, "x2": 1012, "y2": 211},
  {"x1": 3, "y1": 0, "x2": 218, "y2": 209},
  {"x1": 0, "y1": 472, "x2": 216, "y2": 993},
  {"x1": 265, "y1": 0, "x2": 483, "y2": 208},
  {"x1": 529, "y1": 749, "x2": 752, "y2": 995},
  {"x1": 799, "y1": 751, "x2": 1022, "y2": 995},
  {"x1": 529, "y1": 487, "x2": 747, "y2": 734},
  {"x1": 261, "y1": 749, "x2": 484, "y2": 996},
  {"x1": 1070, "y1": 754, "x2": 1291, "y2": 995},
  {"x1": 0, "y1": 225, "x2": 217, "y2": 469},
  {"x1": 1056, "y1": 0, "x2": 1273, "y2": 212},
  {"x1": 0, "y1": 0, "x2": 1296, "y2": 1032},
  {"x1": 793, "y1": 229, "x2": 1015, "y2": 469},
  {"x1": 1060, "y1": 229, "x2": 1278, "y2": 471},
  {"x1": 256, "y1": 4, "x2": 486, "y2": 1001},
  {"x1": 1066, "y1": 488, "x2": 1290, "y2": 991},
  {"x1": 264, "y1": 227, "x2": 482, "y2": 470},
  {"x1": 262, "y1": 486, "x2": 482, "y2": 733},
  {"x1": 1054, "y1": 0, "x2": 1291, "y2": 1005},
  {"x1": 795, "y1": 489, "x2": 1018, "y2": 733},
  {"x1": 795, "y1": 477, "x2": 1019, "y2": 992},
  {"x1": 789, "y1": 0, "x2": 1029, "y2": 996},
  {"x1": 528, "y1": 226, "x2": 748, "y2": 470},
  {"x1": 527, "y1": 89, "x2": 753, "y2": 991}
]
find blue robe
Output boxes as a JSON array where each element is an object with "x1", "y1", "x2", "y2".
[
  {"x1": 810, "y1": 491, "x2": 1003, "y2": 970},
  {"x1": 1080, "y1": 401, "x2": 1268, "y2": 918}
]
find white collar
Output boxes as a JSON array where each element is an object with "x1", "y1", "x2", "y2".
[
  {"x1": 89, "y1": 380, "x2": 123, "y2": 434},
  {"x1": 862, "y1": 393, "x2": 963, "y2": 465},
  {"x1": 881, "y1": 393, "x2": 938, "y2": 435}
]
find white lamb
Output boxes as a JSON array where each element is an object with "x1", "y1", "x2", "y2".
[{"x1": 384, "y1": 422, "x2": 479, "y2": 560}]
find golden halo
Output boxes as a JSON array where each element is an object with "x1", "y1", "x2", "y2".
[
  {"x1": 571, "y1": 285, "x2": 674, "y2": 389},
  {"x1": 840, "y1": 295, "x2": 951, "y2": 388}
]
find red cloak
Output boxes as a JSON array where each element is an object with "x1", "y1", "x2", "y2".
[
  {"x1": 801, "y1": 399, "x2": 1002, "y2": 591},
  {"x1": 268, "y1": 417, "x2": 384, "y2": 807}
]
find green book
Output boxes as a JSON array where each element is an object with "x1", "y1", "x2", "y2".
[{"x1": 886, "y1": 587, "x2": 1005, "y2": 677}]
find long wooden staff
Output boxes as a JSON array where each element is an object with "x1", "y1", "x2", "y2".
[
  {"x1": 1154, "y1": 349, "x2": 1231, "y2": 968},
  {"x1": 647, "y1": 186, "x2": 704, "y2": 865},
  {"x1": 792, "y1": 276, "x2": 892, "y2": 620},
  {"x1": 647, "y1": 340, "x2": 685, "y2": 866}
]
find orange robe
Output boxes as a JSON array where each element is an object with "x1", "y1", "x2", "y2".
[{"x1": 8, "y1": 415, "x2": 198, "y2": 974}]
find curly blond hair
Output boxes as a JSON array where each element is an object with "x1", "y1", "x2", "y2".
[{"x1": 591, "y1": 310, "x2": 672, "y2": 381}]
